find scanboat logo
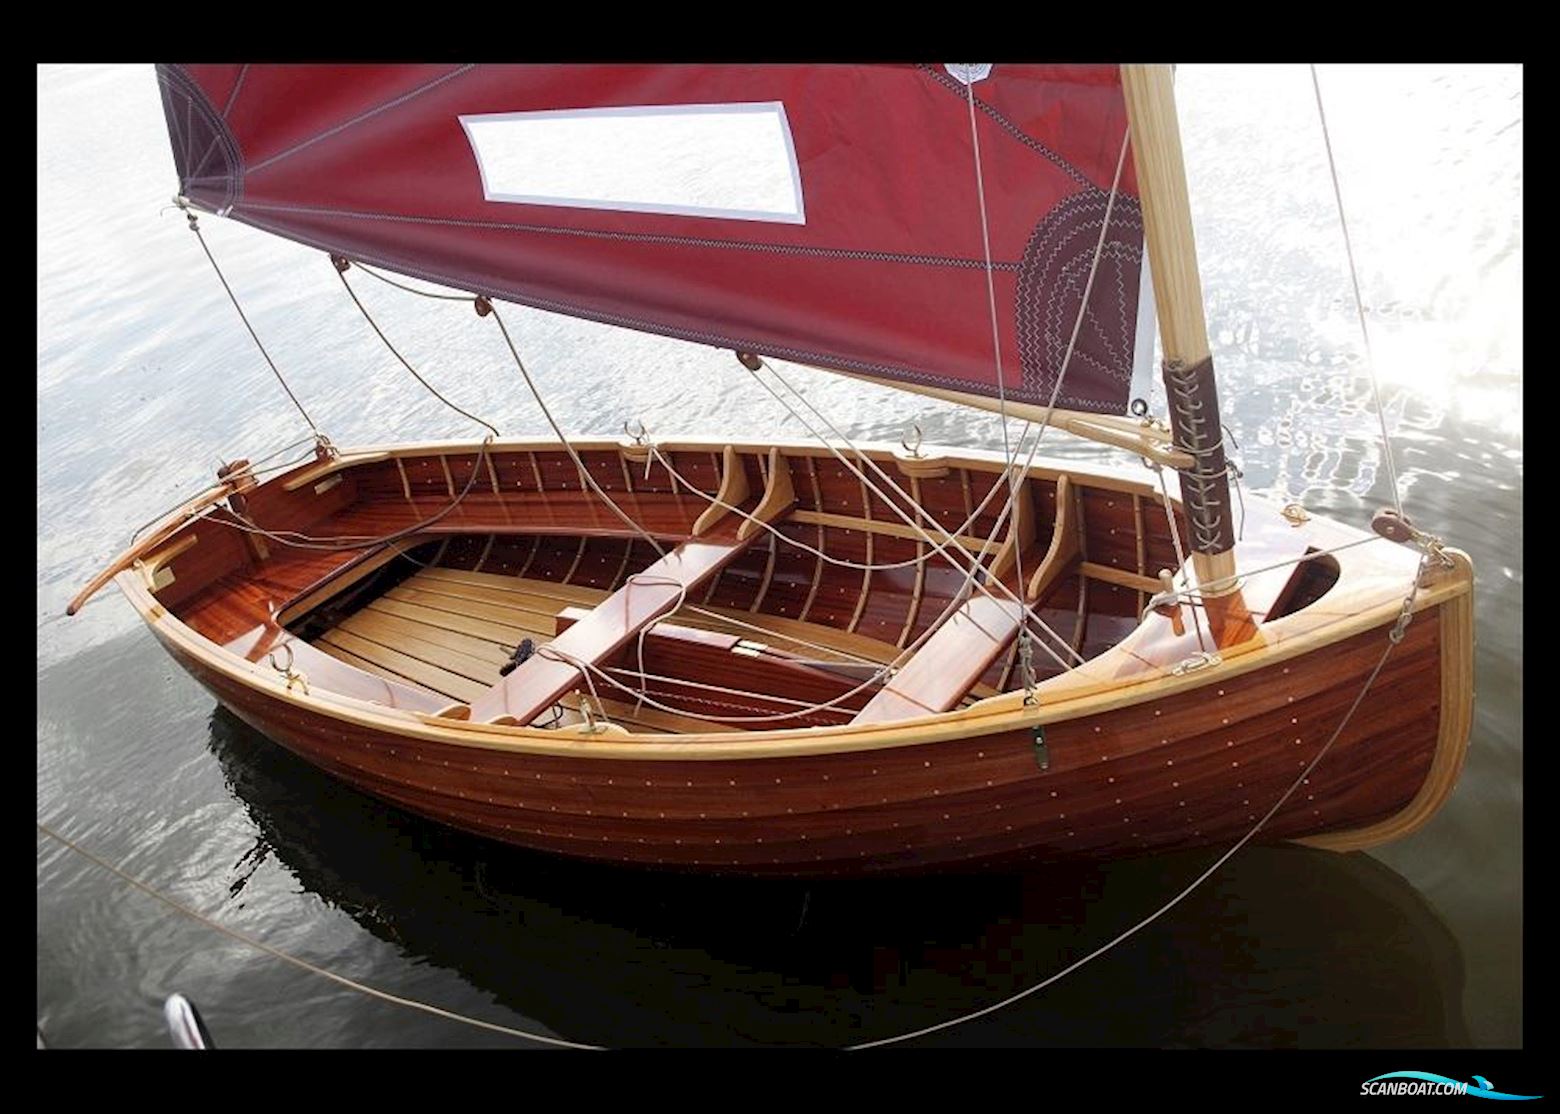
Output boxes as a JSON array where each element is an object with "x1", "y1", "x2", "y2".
[{"x1": 1361, "y1": 1072, "x2": 1541, "y2": 1100}]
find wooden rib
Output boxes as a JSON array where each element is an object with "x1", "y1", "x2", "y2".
[
  {"x1": 846, "y1": 490, "x2": 874, "y2": 634},
  {"x1": 788, "y1": 510, "x2": 990, "y2": 553},
  {"x1": 897, "y1": 477, "x2": 928, "y2": 648},
  {"x1": 560, "y1": 535, "x2": 589, "y2": 585},
  {"x1": 318, "y1": 628, "x2": 488, "y2": 703},
  {"x1": 1133, "y1": 492, "x2": 1148, "y2": 614},
  {"x1": 796, "y1": 519, "x2": 825, "y2": 626},
  {"x1": 693, "y1": 446, "x2": 752, "y2": 536},
  {"x1": 439, "y1": 455, "x2": 455, "y2": 497},
  {"x1": 751, "y1": 532, "x2": 778, "y2": 614},
  {"x1": 1072, "y1": 576, "x2": 1089, "y2": 656},
  {"x1": 1027, "y1": 474, "x2": 1081, "y2": 602},
  {"x1": 394, "y1": 458, "x2": 413, "y2": 503},
  {"x1": 473, "y1": 535, "x2": 496, "y2": 573},
  {"x1": 516, "y1": 534, "x2": 542, "y2": 578}
]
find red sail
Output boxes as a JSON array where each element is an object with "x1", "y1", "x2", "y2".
[{"x1": 157, "y1": 64, "x2": 1142, "y2": 414}]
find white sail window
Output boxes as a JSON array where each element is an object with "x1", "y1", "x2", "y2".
[{"x1": 460, "y1": 102, "x2": 806, "y2": 224}]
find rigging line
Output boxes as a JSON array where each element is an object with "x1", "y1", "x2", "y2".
[
  {"x1": 333, "y1": 264, "x2": 502, "y2": 439},
  {"x1": 963, "y1": 71, "x2": 1029, "y2": 630},
  {"x1": 748, "y1": 363, "x2": 1082, "y2": 671},
  {"x1": 185, "y1": 211, "x2": 320, "y2": 436},
  {"x1": 738, "y1": 129, "x2": 1130, "y2": 665},
  {"x1": 211, "y1": 436, "x2": 494, "y2": 552},
  {"x1": 1152, "y1": 462, "x2": 1208, "y2": 653},
  {"x1": 1147, "y1": 535, "x2": 1385, "y2": 611},
  {"x1": 487, "y1": 304, "x2": 671, "y2": 561},
  {"x1": 35, "y1": 820, "x2": 600, "y2": 1050},
  {"x1": 353, "y1": 260, "x2": 476, "y2": 302},
  {"x1": 1309, "y1": 64, "x2": 1403, "y2": 519},
  {"x1": 126, "y1": 444, "x2": 317, "y2": 546},
  {"x1": 847, "y1": 553, "x2": 1432, "y2": 1050},
  {"x1": 645, "y1": 442, "x2": 991, "y2": 573}
]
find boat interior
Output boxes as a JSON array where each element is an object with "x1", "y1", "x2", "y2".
[{"x1": 134, "y1": 441, "x2": 1337, "y2": 734}]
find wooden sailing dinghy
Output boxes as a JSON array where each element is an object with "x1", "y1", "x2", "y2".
[{"x1": 67, "y1": 63, "x2": 1475, "y2": 875}]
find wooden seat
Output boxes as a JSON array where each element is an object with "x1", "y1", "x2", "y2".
[
  {"x1": 849, "y1": 594, "x2": 1028, "y2": 724},
  {"x1": 463, "y1": 448, "x2": 796, "y2": 724}
]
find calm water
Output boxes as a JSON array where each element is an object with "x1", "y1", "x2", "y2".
[{"x1": 36, "y1": 64, "x2": 1522, "y2": 1048}]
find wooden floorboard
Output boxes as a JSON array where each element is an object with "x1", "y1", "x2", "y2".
[{"x1": 309, "y1": 564, "x2": 908, "y2": 728}]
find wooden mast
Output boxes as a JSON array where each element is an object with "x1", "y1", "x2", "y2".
[{"x1": 1121, "y1": 64, "x2": 1238, "y2": 596}]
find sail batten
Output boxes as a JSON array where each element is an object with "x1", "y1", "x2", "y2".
[{"x1": 158, "y1": 63, "x2": 1146, "y2": 414}]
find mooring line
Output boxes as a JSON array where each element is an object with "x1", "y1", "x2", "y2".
[{"x1": 35, "y1": 820, "x2": 602, "y2": 1050}]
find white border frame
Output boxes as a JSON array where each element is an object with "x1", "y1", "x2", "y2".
[{"x1": 458, "y1": 101, "x2": 807, "y2": 225}]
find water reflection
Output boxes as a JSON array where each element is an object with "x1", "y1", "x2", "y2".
[{"x1": 207, "y1": 707, "x2": 1468, "y2": 1048}]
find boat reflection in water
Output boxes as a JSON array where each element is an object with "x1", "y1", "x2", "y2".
[{"x1": 207, "y1": 707, "x2": 1468, "y2": 1048}]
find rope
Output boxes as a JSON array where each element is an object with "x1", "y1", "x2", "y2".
[
  {"x1": 333, "y1": 263, "x2": 501, "y2": 439},
  {"x1": 210, "y1": 436, "x2": 494, "y2": 552},
  {"x1": 1150, "y1": 462, "x2": 1208, "y2": 652},
  {"x1": 847, "y1": 552, "x2": 1431, "y2": 1048},
  {"x1": 644, "y1": 442, "x2": 1006, "y2": 574},
  {"x1": 1309, "y1": 64, "x2": 1403, "y2": 518},
  {"x1": 487, "y1": 304, "x2": 672, "y2": 561},
  {"x1": 746, "y1": 362, "x2": 1083, "y2": 672},
  {"x1": 1143, "y1": 534, "x2": 1385, "y2": 614},
  {"x1": 962, "y1": 72, "x2": 1031, "y2": 687},
  {"x1": 35, "y1": 820, "x2": 600, "y2": 1050},
  {"x1": 182, "y1": 205, "x2": 320, "y2": 436}
]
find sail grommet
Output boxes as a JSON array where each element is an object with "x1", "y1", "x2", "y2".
[
  {"x1": 734, "y1": 350, "x2": 763, "y2": 372},
  {"x1": 474, "y1": 295, "x2": 494, "y2": 317},
  {"x1": 330, "y1": 254, "x2": 351, "y2": 274}
]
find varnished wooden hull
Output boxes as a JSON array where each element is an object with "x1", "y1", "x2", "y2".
[
  {"x1": 152, "y1": 607, "x2": 1454, "y2": 876},
  {"x1": 101, "y1": 436, "x2": 1475, "y2": 877}
]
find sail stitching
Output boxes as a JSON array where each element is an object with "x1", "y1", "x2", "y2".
[
  {"x1": 245, "y1": 64, "x2": 477, "y2": 176},
  {"x1": 235, "y1": 201, "x2": 1021, "y2": 271},
  {"x1": 919, "y1": 64, "x2": 1096, "y2": 190}
]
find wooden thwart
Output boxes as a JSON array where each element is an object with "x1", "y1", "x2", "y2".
[
  {"x1": 850, "y1": 594, "x2": 1028, "y2": 724},
  {"x1": 463, "y1": 450, "x2": 795, "y2": 724}
]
